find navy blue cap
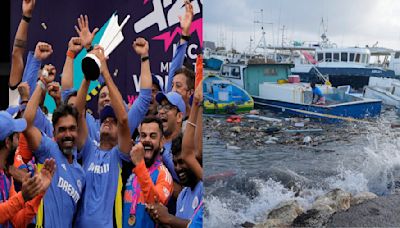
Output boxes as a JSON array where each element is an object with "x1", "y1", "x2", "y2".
[{"x1": 99, "y1": 105, "x2": 116, "y2": 123}]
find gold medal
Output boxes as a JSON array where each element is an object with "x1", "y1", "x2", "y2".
[{"x1": 128, "y1": 215, "x2": 136, "y2": 226}]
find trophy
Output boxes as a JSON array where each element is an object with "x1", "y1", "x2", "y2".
[{"x1": 82, "y1": 13, "x2": 130, "y2": 81}]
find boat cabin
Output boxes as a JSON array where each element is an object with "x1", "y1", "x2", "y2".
[
  {"x1": 220, "y1": 63, "x2": 295, "y2": 96},
  {"x1": 315, "y1": 48, "x2": 370, "y2": 65}
]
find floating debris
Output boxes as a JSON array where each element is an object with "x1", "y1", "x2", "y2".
[
  {"x1": 303, "y1": 136, "x2": 312, "y2": 145},
  {"x1": 226, "y1": 143, "x2": 241, "y2": 150}
]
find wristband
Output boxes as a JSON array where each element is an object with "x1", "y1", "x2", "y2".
[
  {"x1": 195, "y1": 100, "x2": 203, "y2": 107},
  {"x1": 86, "y1": 45, "x2": 94, "y2": 53},
  {"x1": 20, "y1": 100, "x2": 29, "y2": 105},
  {"x1": 37, "y1": 80, "x2": 47, "y2": 91},
  {"x1": 181, "y1": 35, "x2": 191, "y2": 42},
  {"x1": 22, "y1": 15, "x2": 31, "y2": 23},
  {"x1": 66, "y1": 50, "x2": 76, "y2": 59},
  {"x1": 141, "y1": 56, "x2": 149, "y2": 62}
]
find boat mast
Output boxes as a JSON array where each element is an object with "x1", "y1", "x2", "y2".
[{"x1": 253, "y1": 9, "x2": 270, "y2": 61}]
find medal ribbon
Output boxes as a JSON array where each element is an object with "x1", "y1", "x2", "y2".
[{"x1": 191, "y1": 200, "x2": 203, "y2": 220}]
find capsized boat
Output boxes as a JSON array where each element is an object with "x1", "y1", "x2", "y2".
[{"x1": 203, "y1": 75, "x2": 254, "y2": 114}]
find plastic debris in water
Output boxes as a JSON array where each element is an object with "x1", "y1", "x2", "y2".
[
  {"x1": 41, "y1": 23, "x2": 47, "y2": 30},
  {"x1": 113, "y1": 69, "x2": 119, "y2": 77},
  {"x1": 303, "y1": 136, "x2": 312, "y2": 144}
]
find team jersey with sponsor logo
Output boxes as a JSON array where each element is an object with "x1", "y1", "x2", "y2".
[
  {"x1": 75, "y1": 138, "x2": 130, "y2": 227},
  {"x1": 34, "y1": 135, "x2": 86, "y2": 228},
  {"x1": 176, "y1": 181, "x2": 203, "y2": 219},
  {"x1": 123, "y1": 160, "x2": 173, "y2": 228}
]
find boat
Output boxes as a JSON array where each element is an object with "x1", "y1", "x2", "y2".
[
  {"x1": 219, "y1": 62, "x2": 382, "y2": 122},
  {"x1": 363, "y1": 77, "x2": 400, "y2": 108},
  {"x1": 204, "y1": 41, "x2": 248, "y2": 71},
  {"x1": 254, "y1": 82, "x2": 382, "y2": 121},
  {"x1": 203, "y1": 75, "x2": 254, "y2": 114},
  {"x1": 270, "y1": 27, "x2": 399, "y2": 90}
]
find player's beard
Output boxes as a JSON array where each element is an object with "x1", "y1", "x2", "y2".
[{"x1": 144, "y1": 142, "x2": 161, "y2": 168}]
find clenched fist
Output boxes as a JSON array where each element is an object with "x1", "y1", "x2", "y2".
[
  {"x1": 132, "y1": 38, "x2": 149, "y2": 58},
  {"x1": 34, "y1": 42, "x2": 53, "y2": 61},
  {"x1": 130, "y1": 142, "x2": 145, "y2": 166},
  {"x1": 68, "y1": 37, "x2": 83, "y2": 54}
]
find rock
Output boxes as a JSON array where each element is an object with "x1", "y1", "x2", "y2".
[
  {"x1": 241, "y1": 221, "x2": 255, "y2": 227},
  {"x1": 231, "y1": 126, "x2": 242, "y2": 133},
  {"x1": 255, "y1": 219, "x2": 288, "y2": 228},
  {"x1": 327, "y1": 193, "x2": 400, "y2": 227},
  {"x1": 292, "y1": 206, "x2": 334, "y2": 227},
  {"x1": 351, "y1": 192, "x2": 378, "y2": 206},
  {"x1": 267, "y1": 200, "x2": 304, "y2": 225},
  {"x1": 312, "y1": 188, "x2": 351, "y2": 212}
]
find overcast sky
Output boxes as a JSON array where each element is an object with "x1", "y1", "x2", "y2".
[{"x1": 204, "y1": 0, "x2": 400, "y2": 52}]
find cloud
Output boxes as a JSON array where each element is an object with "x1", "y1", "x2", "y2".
[{"x1": 205, "y1": 0, "x2": 400, "y2": 51}]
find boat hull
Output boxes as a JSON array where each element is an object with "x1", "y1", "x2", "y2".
[
  {"x1": 203, "y1": 102, "x2": 254, "y2": 114},
  {"x1": 203, "y1": 75, "x2": 254, "y2": 114},
  {"x1": 253, "y1": 96, "x2": 381, "y2": 121},
  {"x1": 364, "y1": 87, "x2": 400, "y2": 107}
]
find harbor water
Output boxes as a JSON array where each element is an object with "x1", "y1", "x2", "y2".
[{"x1": 204, "y1": 107, "x2": 400, "y2": 227}]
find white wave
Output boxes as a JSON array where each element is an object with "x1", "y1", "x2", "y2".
[{"x1": 205, "y1": 178, "x2": 323, "y2": 227}]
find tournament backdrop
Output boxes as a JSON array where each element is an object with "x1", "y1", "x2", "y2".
[{"x1": 10, "y1": 0, "x2": 203, "y2": 116}]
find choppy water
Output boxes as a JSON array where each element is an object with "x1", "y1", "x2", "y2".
[{"x1": 204, "y1": 109, "x2": 400, "y2": 227}]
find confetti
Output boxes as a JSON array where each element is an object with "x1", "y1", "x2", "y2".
[
  {"x1": 113, "y1": 69, "x2": 119, "y2": 77},
  {"x1": 41, "y1": 22, "x2": 47, "y2": 30}
]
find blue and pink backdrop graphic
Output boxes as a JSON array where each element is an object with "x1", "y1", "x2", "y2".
[{"x1": 11, "y1": 0, "x2": 203, "y2": 116}]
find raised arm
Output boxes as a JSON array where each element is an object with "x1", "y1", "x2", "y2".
[
  {"x1": 9, "y1": 0, "x2": 36, "y2": 88},
  {"x1": 179, "y1": 0, "x2": 193, "y2": 45},
  {"x1": 128, "y1": 38, "x2": 153, "y2": 134},
  {"x1": 62, "y1": 15, "x2": 97, "y2": 91},
  {"x1": 61, "y1": 37, "x2": 83, "y2": 91},
  {"x1": 182, "y1": 87, "x2": 203, "y2": 180},
  {"x1": 22, "y1": 65, "x2": 54, "y2": 151},
  {"x1": 47, "y1": 82, "x2": 62, "y2": 107},
  {"x1": 74, "y1": 77, "x2": 90, "y2": 150},
  {"x1": 166, "y1": 0, "x2": 193, "y2": 92},
  {"x1": 92, "y1": 46, "x2": 131, "y2": 153}
]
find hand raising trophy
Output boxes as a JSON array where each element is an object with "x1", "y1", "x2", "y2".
[{"x1": 82, "y1": 13, "x2": 130, "y2": 80}]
